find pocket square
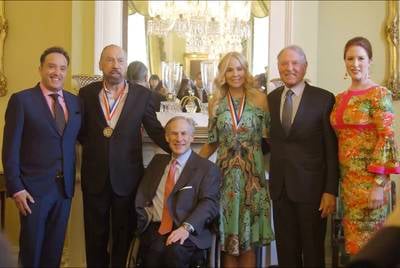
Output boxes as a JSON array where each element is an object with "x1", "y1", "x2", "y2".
[{"x1": 179, "y1": 186, "x2": 193, "y2": 191}]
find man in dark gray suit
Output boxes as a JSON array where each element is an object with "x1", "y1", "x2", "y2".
[
  {"x1": 135, "y1": 116, "x2": 220, "y2": 268},
  {"x1": 268, "y1": 45, "x2": 339, "y2": 267},
  {"x1": 126, "y1": 60, "x2": 166, "y2": 112}
]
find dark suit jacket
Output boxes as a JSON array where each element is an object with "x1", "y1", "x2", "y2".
[
  {"x1": 78, "y1": 81, "x2": 170, "y2": 196},
  {"x1": 152, "y1": 90, "x2": 166, "y2": 112},
  {"x1": 2, "y1": 84, "x2": 81, "y2": 198},
  {"x1": 267, "y1": 82, "x2": 339, "y2": 203},
  {"x1": 135, "y1": 152, "x2": 220, "y2": 249},
  {"x1": 347, "y1": 226, "x2": 400, "y2": 268}
]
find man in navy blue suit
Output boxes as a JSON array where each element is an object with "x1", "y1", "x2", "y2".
[{"x1": 2, "y1": 47, "x2": 81, "y2": 267}]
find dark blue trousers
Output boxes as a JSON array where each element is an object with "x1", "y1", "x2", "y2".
[{"x1": 19, "y1": 178, "x2": 71, "y2": 268}]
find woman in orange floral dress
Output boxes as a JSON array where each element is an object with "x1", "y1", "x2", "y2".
[{"x1": 330, "y1": 36, "x2": 400, "y2": 255}]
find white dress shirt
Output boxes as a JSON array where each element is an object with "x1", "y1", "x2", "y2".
[
  {"x1": 149, "y1": 149, "x2": 192, "y2": 222},
  {"x1": 280, "y1": 81, "x2": 306, "y2": 124}
]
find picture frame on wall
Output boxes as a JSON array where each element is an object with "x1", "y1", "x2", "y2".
[{"x1": 386, "y1": 1, "x2": 400, "y2": 100}]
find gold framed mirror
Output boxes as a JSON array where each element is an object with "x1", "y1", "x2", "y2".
[
  {"x1": 385, "y1": 1, "x2": 400, "y2": 100},
  {"x1": 127, "y1": 1, "x2": 269, "y2": 79},
  {"x1": 0, "y1": 0, "x2": 7, "y2": 97}
]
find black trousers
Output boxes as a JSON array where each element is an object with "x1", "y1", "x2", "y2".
[
  {"x1": 139, "y1": 222, "x2": 200, "y2": 268},
  {"x1": 83, "y1": 179, "x2": 136, "y2": 268},
  {"x1": 273, "y1": 189, "x2": 327, "y2": 268}
]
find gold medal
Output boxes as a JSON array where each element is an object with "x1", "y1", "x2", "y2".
[{"x1": 103, "y1": 127, "x2": 113, "y2": 138}]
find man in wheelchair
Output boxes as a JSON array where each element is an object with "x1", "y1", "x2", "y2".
[{"x1": 135, "y1": 116, "x2": 221, "y2": 267}]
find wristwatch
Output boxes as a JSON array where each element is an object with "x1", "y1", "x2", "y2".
[
  {"x1": 375, "y1": 175, "x2": 387, "y2": 187},
  {"x1": 181, "y1": 222, "x2": 194, "y2": 234}
]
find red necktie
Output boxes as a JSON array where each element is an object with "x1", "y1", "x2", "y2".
[{"x1": 158, "y1": 159, "x2": 177, "y2": 235}]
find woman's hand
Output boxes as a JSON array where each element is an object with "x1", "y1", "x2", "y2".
[
  {"x1": 199, "y1": 142, "x2": 218, "y2": 159},
  {"x1": 368, "y1": 185, "x2": 385, "y2": 209}
]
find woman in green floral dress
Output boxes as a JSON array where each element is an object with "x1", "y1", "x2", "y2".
[{"x1": 199, "y1": 52, "x2": 274, "y2": 267}]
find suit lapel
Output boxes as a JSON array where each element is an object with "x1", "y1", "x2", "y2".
[
  {"x1": 289, "y1": 83, "x2": 310, "y2": 135},
  {"x1": 113, "y1": 82, "x2": 134, "y2": 132},
  {"x1": 34, "y1": 86, "x2": 60, "y2": 135},
  {"x1": 148, "y1": 156, "x2": 171, "y2": 199},
  {"x1": 271, "y1": 87, "x2": 286, "y2": 137},
  {"x1": 172, "y1": 152, "x2": 197, "y2": 195},
  {"x1": 93, "y1": 84, "x2": 108, "y2": 127},
  {"x1": 63, "y1": 91, "x2": 77, "y2": 135}
]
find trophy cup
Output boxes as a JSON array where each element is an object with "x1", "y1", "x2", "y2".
[
  {"x1": 200, "y1": 60, "x2": 218, "y2": 112},
  {"x1": 161, "y1": 62, "x2": 183, "y2": 112}
]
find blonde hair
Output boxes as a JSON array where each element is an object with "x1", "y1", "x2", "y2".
[{"x1": 211, "y1": 52, "x2": 261, "y2": 116}]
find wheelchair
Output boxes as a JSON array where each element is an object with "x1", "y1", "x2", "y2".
[{"x1": 125, "y1": 232, "x2": 220, "y2": 268}]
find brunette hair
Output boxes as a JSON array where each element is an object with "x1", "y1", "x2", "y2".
[
  {"x1": 343, "y1": 36, "x2": 372, "y2": 60},
  {"x1": 40, "y1": 46, "x2": 70, "y2": 66}
]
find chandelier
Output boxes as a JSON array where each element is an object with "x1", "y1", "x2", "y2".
[{"x1": 146, "y1": 1, "x2": 251, "y2": 58}]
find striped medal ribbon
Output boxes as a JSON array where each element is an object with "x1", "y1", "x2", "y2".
[
  {"x1": 102, "y1": 88, "x2": 124, "y2": 121},
  {"x1": 227, "y1": 91, "x2": 246, "y2": 132}
]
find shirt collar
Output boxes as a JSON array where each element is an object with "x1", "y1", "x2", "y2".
[
  {"x1": 283, "y1": 80, "x2": 305, "y2": 97},
  {"x1": 173, "y1": 149, "x2": 192, "y2": 168},
  {"x1": 103, "y1": 80, "x2": 128, "y2": 94},
  {"x1": 133, "y1": 80, "x2": 150, "y2": 88},
  {"x1": 39, "y1": 82, "x2": 64, "y2": 97}
]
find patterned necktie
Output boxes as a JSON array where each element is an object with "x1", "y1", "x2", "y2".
[
  {"x1": 282, "y1": 89, "x2": 294, "y2": 135},
  {"x1": 158, "y1": 159, "x2": 177, "y2": 235},
  {"x1": 49, "y1": 93, "x2": 66, "y2": 135}
]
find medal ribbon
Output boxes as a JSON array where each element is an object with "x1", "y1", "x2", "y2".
[
  {"x1": 227, "y1": 91, "x2": 246, "y2": 132},
  {"x1": 102, "y1": 88, "x2": 124, "y2": 121}
]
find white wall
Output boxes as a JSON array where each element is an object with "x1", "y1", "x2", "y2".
[
  {"x1": 317, "y1": 1, "x2": 386, "y2": 94},
  {"x1": 292, "y1": 1, "x2": 320, "y2": 84},
  {"x1": 268, "y1": 1, "x2": 290, "y2": 80},
  {"x1": 313, "y1": 1, "x2": 400, "y2": 201}
]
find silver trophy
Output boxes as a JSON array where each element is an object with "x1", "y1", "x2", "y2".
[
  {"x1": 200, "y1": 60, "x2": 218, "y2": 113},
  {"x1": 161, "y1": 62, "x2": 183, "y2": 112},
  {"x1": 200, "y1": 60, "x2": 217, "y2": 99},
  {"x1": 161, "y1": 61, "x2": 183, "y2": 101}
]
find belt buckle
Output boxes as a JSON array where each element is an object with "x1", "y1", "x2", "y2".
[{"x1": 56, "y1": 172, "x2": 64, "y2": 179}]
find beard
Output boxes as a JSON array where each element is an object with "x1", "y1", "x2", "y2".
[{"x1": 104, "y1": 72, "x2": 124, "y2": 85}]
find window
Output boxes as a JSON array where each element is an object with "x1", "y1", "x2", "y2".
[
  {"x1": 127, "y1": 12, "x2": 148, "y2": 67},
  {"x1": 252, "y1": 16, "x2": 269, "y2": 75}
]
